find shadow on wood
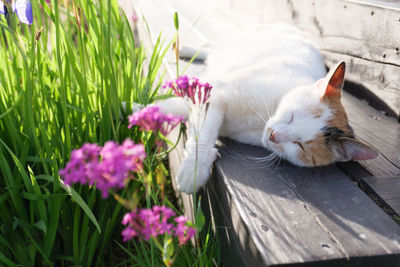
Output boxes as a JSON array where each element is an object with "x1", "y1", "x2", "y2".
[{"x1": 209, "y1": 138, "x2": 400, "y2": 266}]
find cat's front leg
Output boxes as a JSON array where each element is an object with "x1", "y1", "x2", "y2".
[
  {"x1": 176, "y1": 145, "x2": 219, "y2": 194},
  {"x1": 176, "y1": 105, "x2": 224, "y2": 194}
]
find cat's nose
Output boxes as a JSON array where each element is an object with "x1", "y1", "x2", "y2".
[{"x1": 269, "y1": 131, "x2": 277, "y2": 143}]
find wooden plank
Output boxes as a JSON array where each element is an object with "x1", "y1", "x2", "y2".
[
  {"x1": 215, "y1": 139, "x2": 400, "y2": 266},
  {"x1": 324, "y1": 53, "x2": 400, "y2": 119},
  {"x1": 340, "y1": 91, "x2": 400, "y2": 177},
  {"x1": 361, "y1": 176, "x2": 400, "y2": 216}
]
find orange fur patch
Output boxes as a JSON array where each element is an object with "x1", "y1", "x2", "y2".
[
  {"x1": 323, "y1": 97, "x2": 352, "y2": 135},
  {"x1": 298, "y1": 97, "x2": 351, "y2": 166},
  {"x1": 297, "y1": 135, "x2": 335, "y2": 166}
]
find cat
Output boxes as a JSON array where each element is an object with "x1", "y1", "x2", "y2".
[{"x1": 154, "y1": 23, "x2": 379, "y2": 194}]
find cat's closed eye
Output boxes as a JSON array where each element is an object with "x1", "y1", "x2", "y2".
[
  {"x1": 288, "y1": 113, "x2": 294, "y2": 124},
  {"x1": 293, "y1": 141, "x2": 304, "y2": 151}
]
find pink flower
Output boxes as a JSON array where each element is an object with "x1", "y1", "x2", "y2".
[
  {"x1": 121, "y1": 206, "x2": 196, "y2": 245},
  {"x1": 121, "y1": 227, "x2": 137, "y2": 242},
  {"x1": 59, "y1": 140, "x2": 146, "y2": 198},
  {"x1": 59, "y1": 143, "x2": 101, "y2": 185},
  {"x1": 174, "y1": 215, "x2": 196, "y2": 245},
  {"x1": 128, "y1": 106, "x2": 184, "y2": 136},
  {"x1": 164, "y1": 75, "x2": 213, "y2": 104},
  {"x1": 131, "y1": 13, "x2": 138, "y2": 23}
]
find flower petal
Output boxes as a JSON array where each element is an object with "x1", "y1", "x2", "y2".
[
  {"x1": 13, "y1": 0, "x2": 33, "y2": 25},
  {"x1": 0, "y1": 2, "x2": 6, "y2": 15}
]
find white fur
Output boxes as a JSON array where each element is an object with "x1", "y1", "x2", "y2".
[{"x1": 171, "y1": 24, "x2": 330, "y2": 193}]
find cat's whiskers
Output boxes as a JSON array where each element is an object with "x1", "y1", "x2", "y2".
[
  {"x1": 227, "y1": 150, "x2": 282, "y2": 169},
  {"x1": 270, "y1": 153, "x2": 283, "y2": 173}
]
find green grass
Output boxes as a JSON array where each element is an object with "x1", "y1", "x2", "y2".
[{"x1": 0, "y1": 0, "x2": 219, "y2": 266}]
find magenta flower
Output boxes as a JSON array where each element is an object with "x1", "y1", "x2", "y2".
[
  {"x1": 59, "y1": 140, "x2": 146, "y2": 198},
  {"x1": 0, "y1": 0, "x2": 33, "y2": 25},
  {"x1": 59, "y1": 143, "x2": 101, "y2": 185},
  {"x1": 131, "y1": 13, "x2": 138, "y2": 23},
  {"x1": 121, "y1": 206, "x2": 196, "y2": 245},
  {"x1": 164, "y1": 75, "x2": 213, "y2": 104},
  {"x1": 128, "y1": 106, "x2": 184, "y2": 136},
  {"x1": 174, "y1": 215, "x2": 196, "y2": 245}
]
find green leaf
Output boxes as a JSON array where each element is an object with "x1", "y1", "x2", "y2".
[
  {"x1": 162, "y1": 235, "x2": 175, "y2": 266},
  {"x1": 60, "y1": 181, "x2": 101, "y2": 234},
  {"x1": 0, "y1": 251, "x2": 17, "y2": 267},
  {"x1": 61, "y1": 182, "x2": 102, "y2": 234},
  {"x1": 195, "y1": 199, "x2": 205, "y2": 231},
  {"x1": 34, "y1": 219, "x2": 47, "y2": 234}
]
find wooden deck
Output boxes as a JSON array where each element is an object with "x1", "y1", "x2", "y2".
[{"x1": 121, "y1": 0, "x2": 400, "y2": 265}]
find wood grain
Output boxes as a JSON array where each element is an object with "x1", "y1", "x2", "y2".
[
  {"x1": 215, "y1": 139, "x2": 400, "y2": 266},
  {"x1": 341, "y1": 91, "x2": 400, "y2": 177},
  {"x1": 361, "y1": 176, "x2": 400, "y2": 215}
]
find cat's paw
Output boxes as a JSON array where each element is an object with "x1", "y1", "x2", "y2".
[{"x1": 176, "y1": 147, "x2": 218, "y2": 194}]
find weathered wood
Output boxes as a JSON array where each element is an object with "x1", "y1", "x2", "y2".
[
  {"x1": 215, "y1": 139, "x2": 400, "y2": 266},
  {"x1": 341, "y1": 91, "x2": 400, "y2": 177},
  {"x1": 360, "y1": 176, "x2": 400, "y2": 216}
]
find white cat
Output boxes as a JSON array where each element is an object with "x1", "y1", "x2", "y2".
[{"x1": 156, "y1": 23, "x2": 379, "y2": 194}]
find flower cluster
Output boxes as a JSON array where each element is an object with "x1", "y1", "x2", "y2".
[
  {"x1": 128, "y1": 106, "x2": 184, "y2": 136},
  {"x1": 59, "y1": 140, "x2": 146, "y2": 198},
  {"x1": 0, "y1": 0, "x2": 33, "y2": 25},
  {"x1": 163, "y1": 75, "x2": 213, "y2": 104},
  {"x1": 121, "y1": 206, "x2": 196, "y2": 245}
]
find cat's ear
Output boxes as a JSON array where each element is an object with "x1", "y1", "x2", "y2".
[
  {"x1": 333, "y1": 137, "x2": 379, "y2": 162},
  {"x1": 319, "y1": 62, "x2": 346, "y2": 100}
]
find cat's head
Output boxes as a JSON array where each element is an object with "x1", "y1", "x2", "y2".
[{"x1": 261, "y1": 62, "x2": 379, "y2": 167}]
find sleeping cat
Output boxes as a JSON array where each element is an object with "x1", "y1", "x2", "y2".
[{"x1": 155, "y1": 23, "x2": 379, "y2": 194}]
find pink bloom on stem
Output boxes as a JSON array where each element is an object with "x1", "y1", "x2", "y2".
[
  {"x1": 174, "y1": 215, "x2": 196, "y2": 245},
  {"x1": 128, "y1": 106, "x2": 184, "y2": 136},
  {"x1": 121, "y1": 227, "x2": 137, "y2": 242},
  {"x1": 163, "y1": 75, "x2": 213, "y2": 104},
  {"x1": 59, "y1": 140, "x2": 146, "y2": 198},
  {"x1": 131, "y1": 13, "x2": 138, "y2": 23},
  {"x1": 121, "y1": 206, "x2": 196, "y2": 245},
  {"x1": 59, "y1": 143, "x2": 101, "y2": 185}
]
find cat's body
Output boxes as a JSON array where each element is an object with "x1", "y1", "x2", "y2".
[
  {"x1": 204, "y1": 24, "x2": 326, "y2": 147},
  {"x1": 156, "y1": 24, "x2": 378, "y2": 193}
]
